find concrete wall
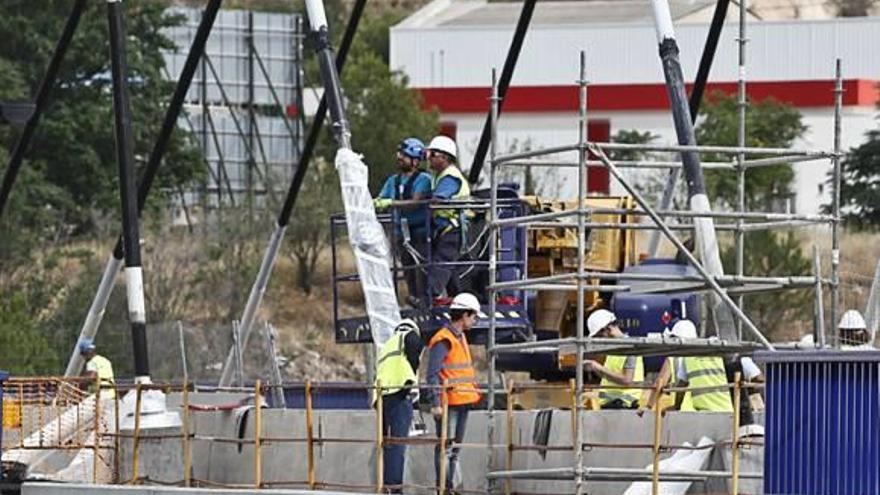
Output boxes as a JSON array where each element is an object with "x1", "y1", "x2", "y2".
[{"x1": 119, "y1": 408, "x2": 763, "y2": 494}]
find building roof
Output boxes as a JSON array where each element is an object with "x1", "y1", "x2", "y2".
[{"x1": 396, "y1": 0, "x2": 722, "y2": 29}]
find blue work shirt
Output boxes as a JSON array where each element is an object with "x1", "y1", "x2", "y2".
[
  {"x1": 432, "y1": 174, "x2": 463, "y2": 231},
  {"x1": 378, "y1": 171, "x2": 432, "y2": 237}
]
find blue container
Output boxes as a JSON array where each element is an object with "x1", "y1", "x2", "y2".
[
  {"x1": 756, "y1": 351, "x2": 880, "y2": 495},
  {"x1": 613, "y1": 260, "x2": 701, "y2": 371},
  {"x1": 0, "y1": 370, "x2": 7, "y2": 480}
]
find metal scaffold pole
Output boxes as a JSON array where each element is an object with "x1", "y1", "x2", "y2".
[
  {"x1": 574, "y1": 51, "x2": 588, "y2": 495},
  {"x1": 830, "y1": 58, "x2": 843, "y2": 347},
  {"x1": 735, "y1": 0, "x2": 748, "y2": 339},
  {"x1": 486, "y1": 68, "x2": 500, "y2": 495}
]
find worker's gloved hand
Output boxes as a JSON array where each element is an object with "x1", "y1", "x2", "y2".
[
  {"x1": 431, "y1": 406, "x2": 442, "y2": 419},
  {"x1": 408, "y1": 388, "x2": 420, "y2": 404},
  {"x1": 373, "y1": 197, "x2": 392, "y2": 211}
]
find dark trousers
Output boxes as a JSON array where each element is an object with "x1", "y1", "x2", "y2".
[
  {"x1": 431, "y1": 229, "x2": 462, "y2": 297},
  {"x1": 382, "y1": 393, "x2": 413, "y2": 493},
  {"x1": 434, "y1": 405, "x2": 469, "y2": 491},
  {"x1": 725, "y1": 358, "x2": 756, "y2": 427},
  {"x1": 397, "y1": 236, "x2": 428, "y2": 304}
]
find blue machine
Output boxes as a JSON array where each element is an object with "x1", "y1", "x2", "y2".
[
  {"x1": 757, "y1": 351, "x2": 880, "y2": 495},
  {"x1": 613, "y1": 259, "x2": 702, "y2": 371}
]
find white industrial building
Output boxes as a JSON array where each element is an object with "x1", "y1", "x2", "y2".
[{"x1": 390, "y1": 0, "x2": 880, "y2": 214}]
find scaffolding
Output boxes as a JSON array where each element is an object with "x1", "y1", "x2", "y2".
[{"x1": 482, "y1": 40, "x2": 843, "y2": 494}]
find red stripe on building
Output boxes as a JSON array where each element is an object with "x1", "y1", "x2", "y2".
[{"x1": 417, "y1": 80, "x2": 879, "y2": 113}]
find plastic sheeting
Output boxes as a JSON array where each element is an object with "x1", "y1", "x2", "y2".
[
  {"x1": 335, "y1": 148, "x2": 401, "y2": 346},
  {"x1": 623, "y1": 436, "x2": 714, "y2": 495}
]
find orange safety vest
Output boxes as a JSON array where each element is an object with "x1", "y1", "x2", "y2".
[{"x1": 428, "y1": 327, "x2": 481, "y2": 406}]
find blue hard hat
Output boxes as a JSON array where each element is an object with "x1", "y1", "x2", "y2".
[
  {"x1": 79, "y1": 339, "x2": 96, "y2": 353},
  {"x1": 397, "y1": 138, "x2": 425, "y2": 160}
]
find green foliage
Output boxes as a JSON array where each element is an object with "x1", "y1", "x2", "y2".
[
  {"x1": 0, "y1": 292, "x2": 59, "y2": 374},
  {"x1": 696, "y1": 92, "x2": 807, "y2": 209},
  {"x1": 722, "y1": 230, "x2": 812, "y2": 339},
  {"x1": 0, "y1": 1, "x2": 203, "y2": 235},
  {"x1": 610, "y1": 129, "x2": 660, "y2": 162},
  {"x1": 836, "y1": 128, "x2": 880, "y2": 230}
]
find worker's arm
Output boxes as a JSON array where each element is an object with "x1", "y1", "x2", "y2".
[
  {"x1": 432, "y1": 175, "x2": 461, "y2": 201},
  {"x1": 586, "y1": 357, "x2": 635, "y2": 385},
  {"x1": 641, "y1": 358, "x2": 673, "y2": 413},
  {"x1": 373, "y1": 176, "x2": 396, "y2": 210},
  {"x1": 426, "y1": 340, "x2": 450, "y2": 417}
]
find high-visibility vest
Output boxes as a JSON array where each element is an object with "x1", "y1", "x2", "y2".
[
  {"x1": 432, "y1": 165, "x2": 471, "y2": 229},
  {"x1": 428, "y1": 327, "x2": 481, "y2": 406},
  {"x1": 86, "y1": 354, "x2": 115, "y2": 399},
  {"x1": 374, "y1": 329, "x2": 418, "y2": 402},
  {"x1": 682, "y1": 356, "x2": 732, "y2": 412},
  {"x1": 599, "y1": 355, "x2": 644, "y2": 408}
]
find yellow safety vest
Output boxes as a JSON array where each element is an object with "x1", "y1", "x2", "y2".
[
  {"x1": 599, "y1": 355, "x2": 644, "y2": 408},
  {"x1": 86, "y1": 354, "x2": 115, "y2": 399},
  {"x1": 432, "y1": 165, "x2": 471, "y2": 229},
  {"x1": 682, "y1": 356, "x2": 732, "y2": 412},
  {"x1": 374, "y1": 329, "x2": 418, "y2": 403}
]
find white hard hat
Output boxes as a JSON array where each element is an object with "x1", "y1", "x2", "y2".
[
  {"x1": 799, "y1": 334, "x2": 815, "y2": 346},
  {"x1": 427, "y1": 135, "x2": 457, "y2": 160},
  {"x1": 839, "y1": 309, "x2": 867, "y2": 330},
  {"x1": 450, "y1": 292, "x2": 480, "y2": 312},
  {"x1": 587, "y1": 309, "x2": 616, "y2": 337},
  {"x1": 669, "y1": 320, "x2": 698, "y2": 339},
  {"x1": 396, "y1": 318, "x2": 420, "y2": 335}
]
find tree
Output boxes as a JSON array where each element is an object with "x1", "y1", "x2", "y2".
[
  {"x1": 696, "y1": 92, "x2": 807, "y2": 210},
  {"x1": 0, "y1": 1, "x2": 203, "y2": 236},
  {"x1": 829, "y1": 0, "x2": 878, "y2": 16},
  {"x1": 721, "y1": 230, "x2": 813, "y2": 339},
  {"x1": 836, "y1": 127, "x2": 880, "y2": 230}
]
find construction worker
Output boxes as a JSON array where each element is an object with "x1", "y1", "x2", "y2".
[
  {"x1": 642, "y1": 320, "x2": 732, "y2": 413},
  {"x1": 839, "y1": 309, "x2": 874, "y2": 349},
  {"x1": 374, "y1": 138, "x2": 433, "y2": 307},
  {"x1": 426, "y1": 292, "x2": 482, "y2": 492},
  {"x1": 374, "y1": 318, "x2": 424, "y2": 493},
  {"x1": 585, "y1": 309, "x2": 644, "y2": 410},
  {"x1": 78, "y1": 339, "x2": 115, "y2": 399},
  {"x1": 426, "y1": 135, "x2": 471, "y2": 298}
]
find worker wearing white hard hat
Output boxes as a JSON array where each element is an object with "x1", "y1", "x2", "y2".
[
  {"x1": 642, "y1": 319, "x2": 733, "y2": 414},
  {"x1": 426, "y1": 292, "x2": 481, "y2": 491},
  {"x1": 585, "y1": 309, "x2": 645, "y2": 410},
  {"x1": 839, "y1": 309, "x2": 874, "y2": 350},
  {"x1": 426, "y1": 135, "x2": 472, "y2": 298}
]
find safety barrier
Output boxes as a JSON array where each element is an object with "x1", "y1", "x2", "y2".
[{"x1": 8, "y1": 375, "x2": 764, "y2": 494}]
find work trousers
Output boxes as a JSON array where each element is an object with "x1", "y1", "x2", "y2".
[
  {"x1": 725, "y1": 358, "x2": 756, "y2": 427},
  {"x1": 434, "y1": 405, "x2": 470, "y2": 492},
  {"x1": 382, "y1": 392, "x2": 413, "y2": 493},
  {"x1": 430, "y1": 228, "x2": 462, "y2": 297}
]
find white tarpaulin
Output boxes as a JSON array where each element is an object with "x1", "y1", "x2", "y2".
[{"x1": 335, "y1": 148, "x2": 401, "y2": 346}]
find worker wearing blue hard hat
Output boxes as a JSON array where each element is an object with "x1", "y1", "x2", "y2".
[
  {"x1": 78, "y1": 339, "x2": 116, "y2": 399},
  {"x1": 374, "y1": 138, "x2": 434, "y2": 307}
]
